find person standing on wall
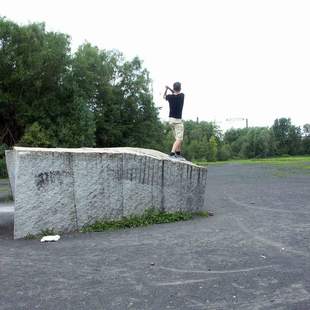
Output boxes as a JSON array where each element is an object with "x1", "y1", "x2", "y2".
[{"x1": 163, "y1": 82, "x2": 185, "y2": 160}]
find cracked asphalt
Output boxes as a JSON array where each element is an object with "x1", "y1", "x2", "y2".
[{"x1": 0, "y1": 163, "x2": 310, "y2": 309}]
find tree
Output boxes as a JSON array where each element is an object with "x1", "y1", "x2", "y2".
[
  {"x1": 217, "y1": 144, "x2": 232, "y2": 161},
  {"x1": 272, "y1": 118, "x2": 291, "y2": 155},
  {"x1": 71, "y1": 44, "x2": 163, "y2": 148},
  {"x1": 207, "y1": 136, "x2": 218, "y2": 162},
  {"x1": 287, "y1": 125, "x2": 302, "y2": 155},
  {"x1": 1, "y1": 18, "x2": 162, "y2": 149},
  {"x1": 303, "y1": 124, "x2": 310, "y2": 136},
  {"x1": 181, "y1": 121, "x2": 221, "y2": 160},
  {"x1": 19, "y1": 122, "x2": 55, "y2": 147},
  {"x1": 0, "y1": 18, "x2": 72, "y2": 145}
]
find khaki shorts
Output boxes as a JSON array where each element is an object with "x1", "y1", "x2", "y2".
[{"x1": 169, "y1": 118, "x2": 184, "y2": 141}]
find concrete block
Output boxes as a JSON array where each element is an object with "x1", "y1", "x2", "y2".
[{"x1": 6, "y1": 147, "x2": 208, "y2": 238}]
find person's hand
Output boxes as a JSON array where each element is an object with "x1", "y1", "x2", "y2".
[{"x1": 165, "y1": 85, "x2": 169, "y2": 89}]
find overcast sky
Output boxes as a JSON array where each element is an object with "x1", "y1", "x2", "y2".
[{"x1": 1, "y1": 0, "x2": 309, "y2": 130}]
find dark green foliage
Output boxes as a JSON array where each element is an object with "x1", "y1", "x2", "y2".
[
  {"x1": 271, "y1": 118, "x2": 302, "y2": 155},
  {"x1": 217, "y1": 144, "x2": 232, "y2": 161},
  {"x1": 302, "y1": 137, "x2": 310, "y2": 154},
  {"x1": 207, "y1": 136, "x2": 218, "y2": 162},
  {"x1": 24, "y1": 228, "x2": 56, "y2": 240},
  {"x1": 19, "y1": 122, "x2": 55, "y2": 147},
  {"x1": 0, "y1": 159, "x2": 7, "y2": 178},
  {"x1": 172, "y1": 118, "x2": 309, "y2": 162},
  {"x1": 81, "y1": 208, "x2": 208, "y2": 233},
  {"x1": 0, "y1": 17, "x2": 162, "y2": 150},
  {"x1": 0, "y1": 144, "x2": 8, "y2": 178},
  {"x1": 0, "y1": 18, "x2": 73, "y2": 145},
  {"x1": 180, "y1": 121, "x2": 222, "y2": 161}
]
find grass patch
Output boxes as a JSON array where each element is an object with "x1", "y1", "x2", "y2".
[
  {"x1": 195, "y1": 155, "x2": 310, "y2": 177},
  {"x1": 195, "y1": 155, "x2": 310, "y2": 167},
  {"x1": 23, "y1": 209, "x2": 209, "y2": 239},
  {"x1": 24, "y1": 228, "x2": 57, "y2": 240},
  {"x1": 24, "y1": 233, "x2": 37, "y2": 240},
  {"x1": 81, "y1": 208, "x2": 209, "y2": 233}
]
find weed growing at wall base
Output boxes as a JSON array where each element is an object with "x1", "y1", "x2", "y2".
[
  {"x1": 81, "y1": 208, "x2": 209, "y2": 233},
  {"x1": 23, "y1": 209, "x2": 209, "y2": 239},
  {"x1": 24, "y1": 228, "x2": 57, "y2": 240}
]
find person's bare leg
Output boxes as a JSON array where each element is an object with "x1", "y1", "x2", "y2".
[
  {"x1": 176, "y1": 140, "x2": 182, "y2": 152},
  {"x1": 171, "y1": 139, "x2": 182, "y2": 153}
]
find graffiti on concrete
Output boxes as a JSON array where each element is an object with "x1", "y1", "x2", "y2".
[{"x1": 35, "y1": 170, "x2": 72, "y2": 190}]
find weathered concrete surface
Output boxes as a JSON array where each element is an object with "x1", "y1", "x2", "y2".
[{"x1": 6, "y1": 147, "x2": 207, "y2": 239}]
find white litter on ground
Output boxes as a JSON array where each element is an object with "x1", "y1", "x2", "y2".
[{"x1": 40, "y1": 235, "x2": 60, "y2": 242}]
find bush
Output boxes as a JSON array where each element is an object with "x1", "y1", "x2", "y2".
[
  {"x1": 0, "y1": 144, "x2": 8, "y2": 178},
  {"x1": 217, "y1": 144, "x2": 232, "y2": 161},
  {"x1": 206, "y1": 136, "x2": 218, "y2": 162},
  {"x1": 0, "y1": 159, "x2": 8, "y2": 178},
  {"x1": 18, "y1": 122, "x2": 55, "y2": 147}
]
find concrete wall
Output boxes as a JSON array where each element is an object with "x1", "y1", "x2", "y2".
[{"x1": 6, "y1": 147, "x2": 208, "y2": 239}]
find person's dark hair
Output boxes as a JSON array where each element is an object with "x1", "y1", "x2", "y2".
[{"x1": 173, "y1": 82, "x2": 181, "y2": 92}]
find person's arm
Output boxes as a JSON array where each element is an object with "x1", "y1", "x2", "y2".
[
  {"x1": 163, "y1": 85, "x2": 175, "y2": 99},
  {"x1": 163, "y1": 86, "x2": 169, "y2": 99},
  {"x1": 166, "y1": 86, "x2": 175, "y2": 94}
]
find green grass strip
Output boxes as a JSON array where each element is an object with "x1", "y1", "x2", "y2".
[
  {"x1": 81, "y1": 208, "x2": 209, "y2": 233},
  {"x1": 195, "y1": 155, "x2": 310, "y2": 166},
  {"x1": 24, "y1": 209, "x2": 209, "y2": 239}
]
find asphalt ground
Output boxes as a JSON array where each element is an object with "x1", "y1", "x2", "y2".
[
  {"x1": 0, "y1": 179, "x2": 12, "y2": 202},
  {"x1": 0, "y1": 163, "x2": 310, "y2": 309}
]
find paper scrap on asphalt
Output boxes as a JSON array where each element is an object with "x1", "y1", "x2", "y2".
[{"x1": 40, "y1": 235, "x2": 60, "y2": 242}]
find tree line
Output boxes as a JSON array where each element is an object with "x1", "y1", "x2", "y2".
[
  {"x1": 0, "y1": 17, "x2": 163, "y2": 149},
  {"x1": 175, "y1": 118, "x2": 310, "y2": 162},
  {"x1": 1, "y1": 18, "x2": 309, "y2": 177}
]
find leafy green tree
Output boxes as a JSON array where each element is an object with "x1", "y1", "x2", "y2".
[
  {"x1": 302, "y1": 124, "x2": 310, "y2": 154},
  {"x1": 272, "y1": 118, "x2": 291, "y2": 155},
  {"x1": 71, "y1": 44, "x2": 163, "y2": 149},
  {"x1": 224, "y1": 128, "x2": 248, "y2": 158},
  {"x1": 19, "y1": 122, "x2": 55, "y2": 147},
  {"x1": 0, "y1": 143, "x2": 8, "y2": 177},
  {"x1": 303, "y1": 124, "x2": 310, "y2": 136},
  {"x1": 0, "y1": 17, "x2": 72, "y2": 145},
  {"x1": 181, "y1": 120, "x2": 221, "y2": 160},
  {"x1": 1, "y1": 18, "x2": 162, "y2": 149},
  {"x1": 224, "y1": 127, "x2": 277, "y2": 159},
  {"x1": 207, "y1": 136, "x2": 218, "y2": 162},
  {"x1": 217, "y1": 144, "x2": 232, "y2": 161},
  {"x1": 287, "y1": 125, "x2": 302, "y2": 155},
  {"x1": 271, "y1": 118, "x2": 302, "y2": 155}
]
